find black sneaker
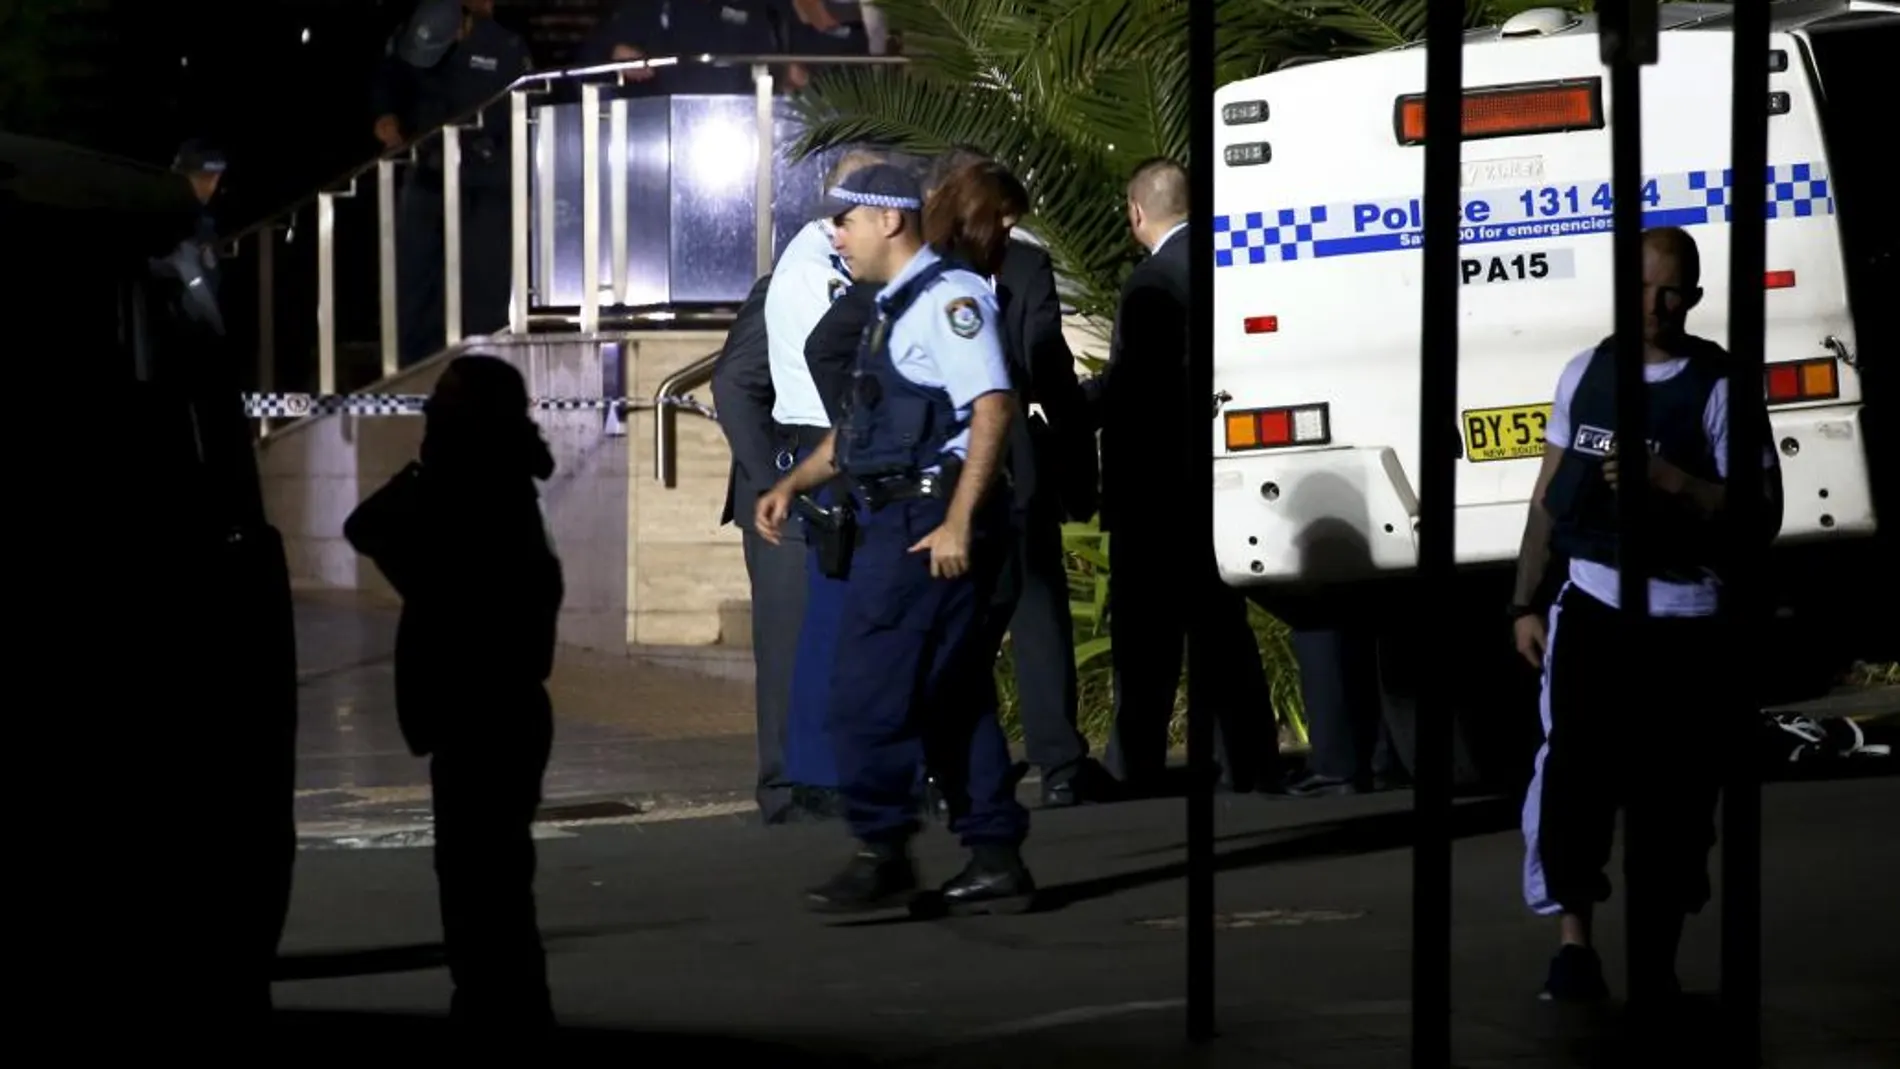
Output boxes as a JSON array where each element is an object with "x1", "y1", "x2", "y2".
[
  {"x1": 1540, "y1": 944, "x2": 1610, "y2": 1002},
  {"x1": 805, "y1": 843, "x2": 919, "y2": 914}
]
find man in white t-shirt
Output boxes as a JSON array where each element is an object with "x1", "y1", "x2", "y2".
[{"x1": 1510, "y1": 226, "x2": 1783, "y2": 1005}]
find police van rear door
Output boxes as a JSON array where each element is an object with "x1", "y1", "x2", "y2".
[{"x1": 1800, "y1": 11, "x2": 1896, "y2": 519}]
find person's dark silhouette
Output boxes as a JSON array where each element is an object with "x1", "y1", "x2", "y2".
[{"x1": 344, "y1": 355, "x2": 563, "y2": 1032}]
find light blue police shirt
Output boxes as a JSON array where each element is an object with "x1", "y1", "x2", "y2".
[
  {"x1": 875, "y1": 244, "x2": 1013, "y2": 468},
  {"x1": 764, "y1": 219, "x2": 851, "y2": 428}
]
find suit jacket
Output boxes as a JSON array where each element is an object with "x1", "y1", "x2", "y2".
[
  {"x1": 712, "y1": 273, "x2": 778, "y2": 530},
  {"x1": 1096, "y1": 228, "x2": 1190, "y2": 534},
  {"x1": 995, "y1": 238, "x2": 1098, "y2": 523}
]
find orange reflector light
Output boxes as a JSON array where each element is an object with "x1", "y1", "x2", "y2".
[
  {"x1": 1395, "y1": 78, "x2": 1603, "y2": 145},
  {"x1": 1224, "y1": 403, "x2": 1332, "y2": 452},
  {"x1": 1764, "y1": 270, "x2": 1797, "y2": 289},
  {"x1": 1244, "y1": 315, "x2": 1279, "y2": 334},
  {"x1": 1764, "y1": 358, "x2": 1838, "y2": 405}
]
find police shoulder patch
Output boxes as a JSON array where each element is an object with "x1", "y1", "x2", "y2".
[{"x1": 945, "y1": 296, "x2": 983, "y2": 339}]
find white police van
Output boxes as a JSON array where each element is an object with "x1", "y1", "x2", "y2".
[{"x1": 1211, "y1": 1, "x2": 1896, "y2": 708}]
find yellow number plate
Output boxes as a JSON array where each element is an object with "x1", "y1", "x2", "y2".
[{"x1": 1462, "y1": 403, "x2": 1552, "y2": 462}]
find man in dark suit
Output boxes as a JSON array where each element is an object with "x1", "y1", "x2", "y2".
[
  {"x1": 711, "y1": 272, "x2": 815, "y2": 823},
  {"x1": 1092, "y1": 157, "x2": 1281, "y2": 796},
  {"x1": 925, "y1": 147, "x2": 1112, "y2": 807}
]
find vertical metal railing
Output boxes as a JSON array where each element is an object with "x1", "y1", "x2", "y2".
[
  {"x1": 753, "y1": 64, "x2": 778, "y2": 280},
  {"x1": 315, "y1": 181, "x2": 352, "y2": 396},
  {"x1": 1186, "y1": 0, "x2": 1217, "y2": 1045},
  {"x1": 580, "y1": 81, "x2": 603, "y2": 335},
  {"x1": 1722, "y1": 2, "x2": 1770, "y2": 1062},
  {"x1": 610, "y1": 96, "x2": 631, "y2": 306},
  {"x1": 229, "y1": 53, "x2": 904, "y2": 419},
  {"x1": 441, "y1": 126, "x2": 465, "y2": 351},
  {"x1": 255, "y1": 226, "x2": 276, "y2": 394},
  {"x1": 1413, "y1": 4, "x2": 1465, "y2": 1066},
  {"x1": 535, "y1": 91, "x2": 557, "y2": 317},
  {"x1": 510, "y1": 88, "x2": 533, "y2": 335},
  {"x1": 376, "y1": 158, "x2": 400, "y2": 377}
]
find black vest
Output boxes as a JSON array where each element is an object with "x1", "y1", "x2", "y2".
[
  {"x1": 835, "y1": 257, "x2": 966, "y2": 481},
  {"x1": 1544, "y1": 335, "x2": 1727, "y2": 580}
]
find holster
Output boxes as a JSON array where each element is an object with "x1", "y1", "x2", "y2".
[{"x1": 794, "y1": 493, "x2": 860, "y2": 580}]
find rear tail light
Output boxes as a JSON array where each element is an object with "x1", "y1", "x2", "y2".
[
  {"x1": 1224, "y1": 403, "x2": 1331, "y2": 451},
  {"x1": 1764, "y1": 270, "x2": 1797, "y2": 289},
  {"x1": 1243, "y1": 315, "x2": 1279, "y2": 334},
  {"x1": 1394, "y1": 78, "x2": 1603, "y2": 145},
  {"x1": 1765, "y1": 358, "x2": 1838, "y2": 405}
]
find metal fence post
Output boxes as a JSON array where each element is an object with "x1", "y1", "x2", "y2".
[
  {"x1": 1413, "y1": 3, "x2": 1465, "y2": 1065},
  {"x1": 1187, "y1": 0, "x2": 1217, "y2": 1045},
  {"x1": 1599, "y1": 0, "x2": 1659, "y2": 1006},
  {"x1": 1721, "y1": 3, "x2": 1770, "y2": 1062}
]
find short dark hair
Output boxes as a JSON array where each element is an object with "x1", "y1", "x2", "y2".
[
  {"x1": 1644, "y1": 226, "x2": 1701, "y2": 290},
  {"x1": 924, "y1": 160, "x2": 1031, "y2": 277},
  {"x1": 1127, "y1": 156, "x2": 1188, "y2": 218}
]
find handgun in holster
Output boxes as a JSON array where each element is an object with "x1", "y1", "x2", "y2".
[{"x1": 793, "y1": 493, "x2": 859, "y2": 580}]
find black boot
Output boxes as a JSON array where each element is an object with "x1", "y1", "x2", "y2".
[
  {"x1": 805, "y1": 841, "x2": 920, "y2": 914},
  {"x1": 940, "y1": 843, "x2": 1036, "y2": 916}
]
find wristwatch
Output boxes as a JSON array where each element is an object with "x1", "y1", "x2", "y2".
[{"x1": 1506, "y1": 603, "x2": 1540, "y2": 621}]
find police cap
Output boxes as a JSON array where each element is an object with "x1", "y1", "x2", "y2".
[
  {"x1": 171, "y1": 138, "x2": 227, "y2": 175},
  {"x1": 396, "y1": 0, "x2": 465, "y2": 68},
  {"x1": 818, "y1": 163, "x2": 923, "y2": 222}
]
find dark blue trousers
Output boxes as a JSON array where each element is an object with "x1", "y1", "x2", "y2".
[
  {"x1": 785, "y1": 484, "x2": 848, "y2": 789},
  {"x1": 828, "y1": 496, "x2": 1027, "y2": 847}
]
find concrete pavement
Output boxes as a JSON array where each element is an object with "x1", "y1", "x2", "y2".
[
  {"x1": 277, "y1": 594, "x2": 1897, "y2": 1065},
  {"x1": 272, "y1": 776, "x2": 1899, "y2": 1067}
]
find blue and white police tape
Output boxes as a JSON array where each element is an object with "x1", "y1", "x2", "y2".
[{"x1": 243, "y1": 392, "x2": 716, "y2": 420}]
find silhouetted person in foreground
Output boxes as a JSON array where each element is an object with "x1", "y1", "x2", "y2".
[{"x1": 345, "y1": 355, "x2": 563, "y2": 1032}]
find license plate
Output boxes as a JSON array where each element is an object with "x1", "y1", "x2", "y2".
[{"x1": 1462, "y1": 403, "x2": 1552, "y2": 462}]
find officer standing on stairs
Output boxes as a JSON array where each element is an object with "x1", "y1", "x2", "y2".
[
  {"x1": 372, "y1": 0, "x2": 532, "y2": 367},
  {"x1": 755, "y1": 163, "x2": 1035, "y2": 915},
  {"x1": 170, "y1": 139, "x2": 230, "y2": 294}
]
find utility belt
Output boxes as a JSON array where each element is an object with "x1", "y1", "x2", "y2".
[
  {"x1": 855, "y1": 468, "x2": 957, "y2": 508},
  {"x1": 795, "y1": 459, "x2": 964, "y2": 582},
  {"x1": 854, "y1": 459, "x2": 961, "y2": 512}
]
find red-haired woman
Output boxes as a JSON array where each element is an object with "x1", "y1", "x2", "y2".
[{"x1": 923, "y1": 160, "x2": 1031, "y2": 279}]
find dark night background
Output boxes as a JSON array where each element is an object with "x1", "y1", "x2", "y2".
[{"x1": 1, "y1": 0, "x2": 613, "y2": 229}]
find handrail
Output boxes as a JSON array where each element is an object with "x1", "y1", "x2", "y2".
[
  {"x1": 220, "y1": 52, "x2": 908, "y2": 250},
  {"x1": 653, "y1": 349, "x2": 724, "y2": 487}
]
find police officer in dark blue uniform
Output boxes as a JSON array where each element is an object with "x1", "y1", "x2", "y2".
[
  {"x1": 579, "y1": 0, "x2": 785, "y2": 95},
  {"x1": 170, "y1": 138, "x2": 229, "y2": 299},
  {"x1": 372, "y1": 0, "x2": 532, "y2": 366},
  {"x1": 1511, "y1": 226, "x2": 1782, "y2": 1002},
  {"x1": 754, "y1": 164, "x2": 1034, "y2": 914}
]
